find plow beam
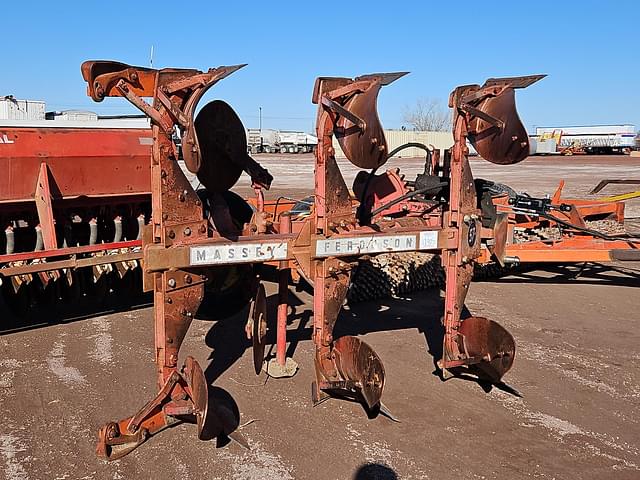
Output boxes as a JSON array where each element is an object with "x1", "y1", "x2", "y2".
[
  {"x1": 438, "y1": 77, "x2": 543, "y2": 381},
  {"x1": 83, "y1": 60, "x2": 248, "y2": 459}
]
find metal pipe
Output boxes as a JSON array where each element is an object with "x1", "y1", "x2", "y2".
[
  {"x1": 89, "y1": 218, "x2": 98, "y2": 245},
  {"x1": 5, "y1": 226, "x2": 15, "y2": 255},
  {"x1": 113, "y1": 216, "x2": 123, "y2": 243},
  {"x1": 34, "y1": 225, "x2": 44, "y2": 251},
  {"x1": 276, "y1": 212, "x2": 291, "y2": 366},
  {"x1": 136, "y1": 214, "x2": 145, "y2": 241}
]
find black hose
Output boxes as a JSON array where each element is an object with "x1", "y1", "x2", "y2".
[
  {"x1": 357, "y1": 142, "x2": 433, "y2": 224},
  {"x1": 369, "y1": 182, "x2": 448, "y2": 218},
  {"x1": 386, "y1": 142, "x2": 431, "y2": 160},
  {"x1": 540, "y1": 212, "x2": 640, "y2": 243}
]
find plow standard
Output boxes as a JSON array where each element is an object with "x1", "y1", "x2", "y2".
[{"x1": 1, "y1": 60, "x2": 639, "y2": 460}]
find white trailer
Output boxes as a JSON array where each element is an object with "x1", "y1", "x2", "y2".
[
  {"x1": 247, "y1": 128, "x2": 280, "y2": 153},
  {"x1": 247, "y1": 129, "x2": 317, "y2": 154},
  {"x1": 534, "y1": 125, "x2": 636, "y2": 154},
  {"x1": 278, "y1": 130, "x2": 317, "y2": 153}
]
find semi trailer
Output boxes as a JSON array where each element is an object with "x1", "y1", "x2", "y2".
[
  {"x1": 246, "y1": 128, "x2": 317, "y2": 153},
  {"x1": 533, "y1": 124, "x2": 636, "y2": 154}
]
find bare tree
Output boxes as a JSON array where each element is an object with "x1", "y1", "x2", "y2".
[{"x1": 402, "y1": 98, "x2": 451, "y2": 132}]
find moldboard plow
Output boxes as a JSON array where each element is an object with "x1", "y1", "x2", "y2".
[{"x1": 79, "y1": 61, "x2": 638, "y2": 460}]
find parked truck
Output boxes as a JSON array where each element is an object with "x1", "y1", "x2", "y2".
[
  {"x1": 278, "y1": 130, "x2": 317, "y2": 153},
  {"x1": 246, "y1": 128, "x2": 280, "y2": 153},
  {"x1": 246, "y1": 128, "x2": 317, "y2": 154}
]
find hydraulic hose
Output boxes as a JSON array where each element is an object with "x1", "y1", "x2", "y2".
[
  {"x1": 540, "y1": 212, "x2": 640, "y2": 243},
  {"x1": 369, "y1": 182, "x2": 448, "y2": 218}
]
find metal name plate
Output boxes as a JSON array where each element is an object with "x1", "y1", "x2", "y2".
[
  {"x1": 419, "y1": 231, "x2": 438, "y2": 249},
  {"x1": 316, "y1": 234, "x2": 417, "y2": 257},
  {"x1": 190, "y1": 242, "x2": 288, "y2": 265}
]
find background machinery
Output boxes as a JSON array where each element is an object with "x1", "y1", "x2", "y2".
[{"x1": 0, "y1": 116, "x2": 152, "y2": 319}]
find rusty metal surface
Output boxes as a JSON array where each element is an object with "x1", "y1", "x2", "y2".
[
  {"x1": 333, "y1": 75, "x2": 406, "y2": 169},
  {"x1": 184, "y1": 356, "x2": 209, "y2": 439},
  {"x1": 248, "y1": 283, "x2": 268, "y2": 375},
  {"x1": 453, "y1": 76, "x2": 544, "y2": 166},
  {"x1": 335, "y1": 82, "x2": 389, "y2": 169},
  {"x1": 77, "y1": 58, "x2": 638, "y2": 463},
  {"x1": 466, "y1": 88, "x2": 530, "y2": 165},
  {"x1": 458, "y1": 316, "x2": 516, "y2": 383},
  {"x1": 333, "y1": 335, "x2": 385, "y2": 409},
  {"x1": 83, "y1": 60, "x2": 244, "y2": 459}
]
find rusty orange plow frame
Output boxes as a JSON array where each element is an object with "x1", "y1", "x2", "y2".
[{"x1": 75, "y1": 61, "x2": 640, "y2": 459}]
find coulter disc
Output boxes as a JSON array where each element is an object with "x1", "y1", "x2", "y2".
[
  {"x1": 249, "y1": 283, "x2": 267, "y2": 375},
  {"x1": 194, "y1": 100, "x2": 246, "y2": 193}
]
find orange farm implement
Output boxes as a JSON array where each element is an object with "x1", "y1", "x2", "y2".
[{"x1": 1, "y1": 60, "x2": 639, "y2": 459}]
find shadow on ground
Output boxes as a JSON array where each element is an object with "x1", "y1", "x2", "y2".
[
  {"x1": 485, "y1": 262, "x2": 640, "y2": 287},
  {"x1": 353, "y1": 462, "x2": 398, "y2": 480},
  {"x1": 0, "y1": 268, "x2": 151, "y2": 334}
]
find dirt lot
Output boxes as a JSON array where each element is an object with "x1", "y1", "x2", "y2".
[
  {"x1": 236, "y1": 153, "x2": 640, "y2": 217},
  {"x1": 1, "y1": 155, "x2": 639, "y2": 479}
]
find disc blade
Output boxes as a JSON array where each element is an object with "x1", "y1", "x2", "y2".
[
  {"x1": 333, "y1": 336, "x2": 385, "y2": 409},
  {"x1": 458, "y1": 316, "x2": 516, "y2": 383},
  {"x1": 251, "y1": 284, "x2": 267, "y2": 375},
  {"x1": 194, "y1": 100, "x2": 245, "y2": 192}
]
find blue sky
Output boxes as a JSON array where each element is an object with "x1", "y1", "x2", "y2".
[{"x1": 3, "y1": 1, "x2": 638, "y2": 133}]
